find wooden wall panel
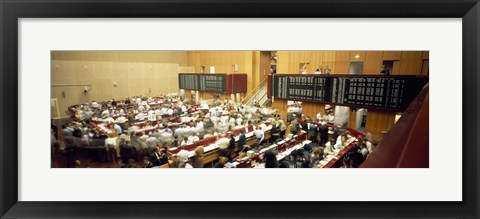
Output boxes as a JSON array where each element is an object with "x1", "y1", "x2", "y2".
[
  {"x1": 363, "y1": 51, "x2": 383, "y2": 74},
  {"x1": 335, "y1": 51, "x2": 350, "y2": 61},
  {"x1": 399, "y1": 51, "x2": 423, "y2": 75},
  {"x1": 301, "y1": 102, "x2": 326, "y2": 120},
  {"x1": 276, "y1": 51, "x2": 425, "y2": 76},
  {"x1": 382, "y1": 51, "x2": 401, "y2": 60},
  {"x1": 186, "y1": 51, "x2": 257, "y2": 95},
  {"x1": 272, "y1": 99, "x2": 288, "y2": 122},
  {"x1": 365, "y1": 110, "x2": 396, "y2": 141},
  {"x1": 348, "y1": 110, "x2": 357, "y2": 130},
  {"x1": 349, "y1": 51, "x2": 366, "y2": 61},
  {"x1": 334, "y1": 61, "x2": 350, "y2": 74}
]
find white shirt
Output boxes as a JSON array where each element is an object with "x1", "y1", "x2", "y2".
[
  {"x1": 135, "y1": 112, "x2": 146, "y2": 121},
  {"x1": 105, "y1": 137, "x2": 116, "y2": 148},
  {"x1": 113, "y1": 124, "x2": 122, "y2": 134},
  {"x1": 187, "y1": 135, "x2": 199, "y2": 144},
  {"x1": 236, "y1": 118, "x2": 243, "y2": 126},
  {"x1": 115, "y1": 116, "x2": 127, "y2": 124},
  {"x1": 147, "y1": 111, "x2": 156, "y2": 121},
  {"x1": 101, "y1": 110, "x2": 110, "y2": 118},
  {"x1": 259, "y1": 123, "x2": 267, "y2": 132},
  {"x1": 261, "y1": 107, "x2": 269, "y2": 115},
  {"x1": 253, "y1": 129, "x2": 264, "y2": 142},
  {"x1": 167, "y1": 108, "x2": 174, "y2": 115}
]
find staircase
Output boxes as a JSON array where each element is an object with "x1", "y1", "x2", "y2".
[{"x1": 242, "y1": 77, "x2": 269, "y2": 106}]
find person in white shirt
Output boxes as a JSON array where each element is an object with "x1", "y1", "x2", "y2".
[
  {"x1": 113, "y1": 123, "x2": 122, "y2": 134},
  {"x1": 154, "y1": 108, "x2": 162, "y2": 117},
  {"x1": 135, "y1": 112, "x2": 146, "y2": 121},
  {"x1": 181, "y1": 105, "x2": 187, "y2": 113},
  {"x1": 334, "y1": 134, "x2": 348, "y2": 150},
  {"x1": 228, "y1": 117, "x2": 236, "y2": 126},
  {"x1": 166, "y1": 108, "x2": 174, "y2": 116},
  {"x1": 139, "y1": 132, "x2": 149, "y2": 142},
  {"x1": 180, "y1": 116, "x2": 191, "y2": 123},
  {"x1": 119, "y1": 108, "x2": 125, "y2": 116},
  {"x1": 203, "y1": 130, "x2": 214, "y2": 139},
  {"x1": 105, "y1": 137, "x2": 116, "y2": 149},
  {"x1": 253, "y1": 125, "x2": 265, "y2": 145},
  {"x1": 176, "y1": 150, "x2": 193, "y2": 168},
  {"x1": 187, "y1": 133, "x2": 199, "y2": 144},
  {"x1": 359, "y1": 142, "x2": 369, "y2": 158},
  {"x1": 236, "y1": 116, "x2": 243, "y2": 126},
  {"x1": 138, "y1": 105, "x2": 145, "y2": 112},
  {"x1": 147, "y1": 110, "x2": 156, "y2": 121},
  {"x1": 180, "y1": 137, "x2": 189, "y2": 146},
  {"x1": 196, "y1": 121, "x2": 204, "y2": 134},
  {"x1": 327, "y1": 114, "x2": 335, "y2": 123},
  {"x1": 101, "y1": 109, "x2": 110, "y2": 118},
  {"x1": 160, "y1": 107, "x2": 168, "y2": 115},
  {"x1": 103, "y1": 117, "x2": 115, "y2": 124},
  {"x1": 261, "y1": 107, "x2": 269, "y2": 116},
  {"x1": 259, "y1": 122, "x2": 267, "y2": 132},
  {"x1": 316, "y1": 112, "x2": 322, "y2": 121}
]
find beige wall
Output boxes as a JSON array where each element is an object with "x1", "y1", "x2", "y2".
[
  {"x1": 52, "y1": 51, "x2": 188, "y2": 65},
  {"x1": 51, "y1": 60, "x2": 182, "y2": 117},
  {"x1": 51, "y1": 51, "x2": 190, "y2": 117}
]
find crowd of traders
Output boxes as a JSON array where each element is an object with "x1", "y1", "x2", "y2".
[{"x1": 51, "y1": 95, "x2": 375, "y2": 168}]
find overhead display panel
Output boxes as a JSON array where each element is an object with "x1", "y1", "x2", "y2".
[{"x1": 270, "y1": 74, "x2": 428, "y2": 111}]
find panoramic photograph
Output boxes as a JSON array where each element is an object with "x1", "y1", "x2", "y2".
[{"x1": 50, "y1": 50, "x2": 429, "y2": 168}]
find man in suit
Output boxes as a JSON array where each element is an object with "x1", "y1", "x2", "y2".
[
  {"x1": 319, "y1": 121, "x2": 329, "y2": 146},
  {"x1": 238, "y1": 130, "x2": 246, "y2": 153},
  {"x1": 159, "y1": 148, "x2": 168, "y2": 165},
  {"x1": 143, "y1": 157, "x2": 154, "y2": 168},
  {"x1": 309, "y1": 121, "x2": 318, "y2": 144},
  {"x1": 150, "y1": 147, "x2": 162, "y2": 166}
]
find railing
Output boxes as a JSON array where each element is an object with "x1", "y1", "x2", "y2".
[{"x1": 241, "y1": 77, "x2": 269, "y2": 105}]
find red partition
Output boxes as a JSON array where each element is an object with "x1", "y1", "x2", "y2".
[{"x1": 225, "y1": 74, "x2": 248, "y2": 94}]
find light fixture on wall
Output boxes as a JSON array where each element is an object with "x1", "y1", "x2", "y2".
[
  {"x1": 62, "y1": 91, "x2": 66, "y2": 98},
  {"x1": 83, "y1": 86, "x2": 89, "y2": 94},
  {"x1": 113, "y1": 81, "x2": 117, "y2": 87},
  {"x1": 355, "y1": 54, "x2": 360, "y2": 59}
]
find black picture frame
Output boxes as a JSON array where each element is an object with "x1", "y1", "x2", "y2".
[{"x1": 1, "y1": 0, "x2": 479, "y2": 218}]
